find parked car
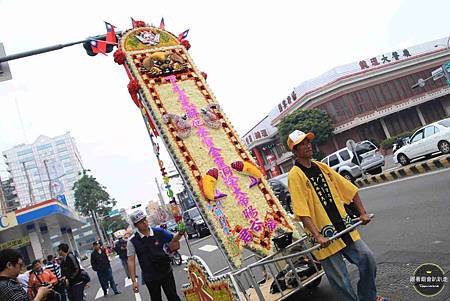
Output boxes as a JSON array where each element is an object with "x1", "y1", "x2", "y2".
[
  {"x1": 393, "y1": 118, "x2": 450, "y2": 166},
  {"x1": 321, "y1": 140, "x2": 385, "y2": 182},
  {"x1": 182, "y1": 207, "x2": 210, "y2": 239},
  {"x1": 392, "y1": 137, "x2": 410, "y2": 153},
  {"x1": 268, "y1": 173, "x2": 293, "y2": 214},
  {"x1": 166, "y1": 220, "x2": 178, "y2": 233}
]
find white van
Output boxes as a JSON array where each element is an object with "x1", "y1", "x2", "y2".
[{"x1": 321, "y1": 140, "x2": 385, "y2": 182}]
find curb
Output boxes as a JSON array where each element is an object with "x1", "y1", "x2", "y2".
[{"x1": 355, "y1": 155, "x2": 450, "y2": 187}]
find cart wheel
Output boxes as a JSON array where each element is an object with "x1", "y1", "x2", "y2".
[
  {"x1": 305, "y1": 277, "x2": 322, "y2": 288},
  {"x1": 173, "y1": 251, "x2": 182, "y2": 265}
]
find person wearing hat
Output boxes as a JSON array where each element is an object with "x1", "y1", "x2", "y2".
[
  {"x1": 114, "y1": 236, "x2": 130, "y2": 278},
  {"x1": 127, "y1": 210, "x2": 185, "y2": 301},
  {"x1": 287, "y1": 130, "x2": 388, "y2": 301},
  {"x1": 90, "y1": 241, "x2": 120, "y2": 297}
]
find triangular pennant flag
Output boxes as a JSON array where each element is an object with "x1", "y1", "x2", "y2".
[
  {"x1": 131, "y1": 17, "x2": 136, "y2": 28},
  {"x1": 104, "y1": 21, "x2": 117, "y2": 44},
  {"x1": 159, "y1": 17, "x2": 165, "y2": 30},
  {"x1": 178, "y1": 29, "x2": 189, "y2": 40}
]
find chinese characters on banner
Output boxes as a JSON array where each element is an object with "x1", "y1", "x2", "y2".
[{"x1": 359, "y1": 49, "x2": 412, "y2": 70}]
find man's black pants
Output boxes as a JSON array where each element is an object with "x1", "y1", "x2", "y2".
[{"x1": 145, "y1": 272, "x2": 181, "y2": 301}]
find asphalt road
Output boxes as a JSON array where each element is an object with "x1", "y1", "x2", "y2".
[{"x1": 84, "y1": 168, "x2": 450, "y2": 301}]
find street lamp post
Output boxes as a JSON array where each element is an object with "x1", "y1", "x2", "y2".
[{"x1": 411, "y1": 37, "x2": 450, "y2": 89}]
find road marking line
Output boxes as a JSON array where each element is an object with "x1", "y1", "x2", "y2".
[
  {"x1": 95, "y1": 288, "x2": 103, "y2": 299},
  {"x1": 135, "y1": 292, "x2": 142, "y2": 301},
  {"x1": 190, "y1": 234, "x2": 212, "y2": 246},
  {"x1": 125, "y1": 277, "x2": 132, "y2": 287},
  {"x1": 360, "y1": 168, "x2": 450, "y2": 190},
  {"x1": 198, "y1": 245, "x2": 218, "y2": 252}
]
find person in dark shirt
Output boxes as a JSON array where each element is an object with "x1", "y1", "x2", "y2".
[
  {"x1": 114, "y1": 237, "x2": 130, "y2": 278},
  {"x1": 127, "y1": 210, "x2": 184, "y2": 301},
  {"x1": 0, "y1": 249, "x2": 51, "y2": 301},
  {"x1": 90, "y1": 241, "x2": 120, "y2": 296},
  {"x1": 57, "y1": 244, "x2": 84, "y2": 301}
]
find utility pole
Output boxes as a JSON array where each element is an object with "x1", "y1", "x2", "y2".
[
  {"x1": 22, "y1": 162, "x2": 35, "y2": 204},
  {"x1": 91, "y1": 209, "x2": 106, "y2": 245},
  {"x1": 43, "y1": 160, "x2": 53, "y2": 199},
  {"x1": 155, "y1": 177, "x2": 165, "y2": 208}
]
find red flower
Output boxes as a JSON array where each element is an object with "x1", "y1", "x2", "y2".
[
  {"x1": 180, "y1": 39, "x2": 191, "y2": 50},
  {"x1": 201, "y1": 72, "x2": 207, "y2": 80},
  {"x1": 113, "y1": 49, "x2": 126, "y2": 65},
  {"x1": 135, "y1": 20, "x2": 146, "y2": 27},
  {"x1": 127, "y1": 79, "x2": 140, "y2": 95}
]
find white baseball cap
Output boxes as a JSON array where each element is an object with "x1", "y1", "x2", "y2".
[
  {"x1": 287, "y1": 130, "x2": 315, "y2": 151},
  {"x1": 130, "y1": 210, "x2": 147, "y2": 224}
]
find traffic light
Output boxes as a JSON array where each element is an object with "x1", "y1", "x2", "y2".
[
  {"x1": 131, "y1": 204, "x2": 142, "y2": 209},
  {"x1": 82, "y1": 34, "x2": 116, "y2": 56}
]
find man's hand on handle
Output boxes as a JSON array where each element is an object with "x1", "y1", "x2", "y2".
[{"x1": 315, "y1": 235, "x2": 331, "y2": 248}]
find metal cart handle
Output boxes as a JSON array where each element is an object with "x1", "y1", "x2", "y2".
[{"x1": 302, "y1": 213, "x2": 375, "y2": 254}]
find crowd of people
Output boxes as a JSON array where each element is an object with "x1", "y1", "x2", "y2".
[
  {"x1": 0, "y1": 242, "x2": 91, "y2": 301},
  {"x1": 0, "y1": 209, "x2": 185, "y2": 301}
]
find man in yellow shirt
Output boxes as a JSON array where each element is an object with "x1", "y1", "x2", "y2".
[{"x1": 287, "y1": 130, "x2": 388, "y2": 301}]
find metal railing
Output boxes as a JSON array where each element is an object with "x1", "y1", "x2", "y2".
[{"x1": 226, "y1": 214, "x2": 374, "y2": 301}]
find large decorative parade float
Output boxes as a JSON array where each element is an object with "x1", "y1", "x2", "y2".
[{"x1": 92, "y1": 19, "x2": 368, "y2": 301}]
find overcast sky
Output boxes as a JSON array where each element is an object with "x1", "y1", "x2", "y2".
[{"x1": 0, "y1": 0, "x2": 449, "y2": 210}]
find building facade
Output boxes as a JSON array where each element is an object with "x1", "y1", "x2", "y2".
[
  {"x1": 70, "y1": 216, "x2": 97, "y2": 257},
  {"x1": 1, "y1": 178, "x2": 20, "y2": 213},
  {"x1": 2, "y1": 132, "x2": 84, "y2": 209},
  {"x1": 243, "y1": 38, "x2": 450, "y2": 178}
]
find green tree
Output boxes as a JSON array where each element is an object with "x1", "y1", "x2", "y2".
[
  {"x1": 73, "y1": 172, "x2": 116, "y2": 243},
  {"x1": 277, "y1": 109, "x2": 334, "y2": 155},
  {"x1": 73, "y1": 172, "x2": 116, "y2": 216},
  {"x1": 101, "y1": 215, "x2": 129, "y2": 234}
]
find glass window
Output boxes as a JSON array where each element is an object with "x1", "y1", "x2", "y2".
[
  {"x1": 59, "y1": 154, "x2": 70, "y2": 160},
  {"x1": 438, "y1": 119, "x2": 450, "y2": 128},
  {"x1": 17, "y1": 148, "x2": 33, "y2": 156},
  {"x1": 321, "y1": 157, "x2": 329, "y2": 165},
  {"x1": 367, "y1": 88, "x2": 381, "y2": 108},
  {"x1": 329, "y1": 154, "x2": 340, "y2": 167},
  {"x1": 410, "y1": 130, "x2": 424, "y2": 143},
  {"x1": 393, "y1": 81, "x2": 407, "y2": 100},
  {"x1": 355, "y1": 142, "x2": 376, "y2": 155},
  {"x1": 339, "y1": 150, "x2": 351, "y2": 161},
  {"x1": 55, "y1": 140, "x2": 66, "y2": 146},
  {"x1": 372, "y1": 85, "x2": 385, "y2": 106},
  {"x1": 37, "y1": 143, "x2": 52, "y2": 151},
  {"x1": 21, "y1": 156, "x2": 34, "y2": 162},
  {"x1": 423, "y1": 126, "x2": 437, "y2": 138}
]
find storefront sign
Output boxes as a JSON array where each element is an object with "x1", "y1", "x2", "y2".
[
  {"x1": 359, "y1": 49, "x2": 412, "y2": 70},
  {"x1": 0, "y1": 236, "x2": 30, "y2": 250},
  {"x1": 0, "y1": 212, "x2": 18, "y2": 232}
]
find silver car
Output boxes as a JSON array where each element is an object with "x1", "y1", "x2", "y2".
[{"x1": 321, "y1": 140, "x2": 385, "y2": 182}]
